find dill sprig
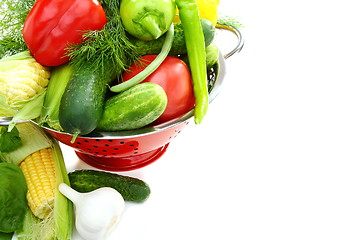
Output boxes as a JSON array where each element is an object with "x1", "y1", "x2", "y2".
[
  {"x1": 217, "y1": 15, "x2": 243, "y2": 29},
  {"x1": 66, "y1": 0, "x2": 139, "y2": 78},
  {"x1": 0, "y1": 0, "x2": 35, "y2": 58}
]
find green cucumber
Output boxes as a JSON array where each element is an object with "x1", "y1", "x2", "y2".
[
  {"x1": 205, "y1": 42, "x2": 219, "y2": 68},
  {"x1": 68, "y1": 169, "x2": 151, "y2": 202},
  {"x1": 59, "y1": 66, "x2": 112, "y2": 139},
  {"x1": 201, "y1": 18, "x2": 216, "y2": 47},
  {"x1": 96, "y1": 82, "x2": 167, "y2": 131},
  {"x1": 130, "y1": 19, "x2": 215, "y2": 56}
]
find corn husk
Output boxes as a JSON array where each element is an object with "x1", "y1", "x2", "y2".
[
  {"x1": 17, "y1": 140, "x2": 74, "y2": 240},
  {"x1": 0, "y1": 122, "x2": 52, "y2": 165},
  {"x1": 39, "y1": 63, "x2": 73, "y2": 131},
  {"x1": 0, "y1": 51, "x2": 50, "y2": 117},
  {"x1": 4, "y1": 122, "x2": 75, "y2": 240}
]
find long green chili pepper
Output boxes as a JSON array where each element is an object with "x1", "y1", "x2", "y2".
[
  {"x1": 175, "y1": 0, "x2": 208, "y2": 124},
  {"x1": 110, "y1": 23, "x2": 175, "y2": 93}
]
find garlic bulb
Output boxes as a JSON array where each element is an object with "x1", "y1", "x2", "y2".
[{"x1": 59, "y1": 183, "x2": 125, "y2": 240}]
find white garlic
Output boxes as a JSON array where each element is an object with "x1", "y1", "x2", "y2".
[{"x1": 59, "y1": 183, "x2": 125, "y2": 240}]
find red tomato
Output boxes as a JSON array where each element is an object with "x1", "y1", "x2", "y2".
[
  {"x1": 122, "y1": 55, "x2": 195, "y2": 124},
  {"x1": 22, "y1": 0, "x2": 107, "y2": 66}
]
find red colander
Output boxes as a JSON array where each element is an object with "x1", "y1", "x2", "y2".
[
  {"x1": 2, "y1": 26, "x2": 244, "y2": 171},
  {"x1": 43, "y1": 57, "x2": 222, "y2": 171}
]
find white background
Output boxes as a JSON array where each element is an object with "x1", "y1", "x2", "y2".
[{"x1": 61, "y1": 0, "x2": 360, "y2": 239}]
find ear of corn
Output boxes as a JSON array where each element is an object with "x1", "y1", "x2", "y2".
[
  {"x1": 7, "y1": 90, "x2": 46, "y2": 132},
  {"x1": 20, "y1": 148, "x2": 56, "y2": 219},
  {"x1": 0, "y1": 51, "x2": 51, "y2": 117},
  {"x1": 0, "y1": 122, "x2": 73, "y2": 239}
]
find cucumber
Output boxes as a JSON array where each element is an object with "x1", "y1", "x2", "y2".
[
  {"x1": 205, "y1": 42, "x2": 219, "y2": 67},
  {"x1": 130, "y1": 19, "x2": 215, "y2": 56},
  {"x1": 201, "y1": 18, "x2": 216, "y2": 46},
  {"x1": 59, "y1": 66, "x2": 112, "y2": 138},
  {"x1": 96, "y1": 82, "x2": 167, "y2": 131},
  {"x1": 68, "y1": 169, "x2": 151, "y2": 202}
]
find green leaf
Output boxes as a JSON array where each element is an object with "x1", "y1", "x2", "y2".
[
  {"x1": 0, "y1": 126, "x2": 22, "y2": 153},
  {"x1": 0, "y1": 231, "x2": 14, "y2": 240},
  {"x1": 0, "y1": 163, "x2": 28, "y2": 233}
]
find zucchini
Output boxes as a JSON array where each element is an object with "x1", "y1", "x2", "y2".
[
  {"x1": 96, "y1": 82, "x2": 167, "y2": 131},
  {"x1": 68, "y1": 169, "x2": 151, "y2": 202},
  {"x1": 130, "y1": 19, "x2": 215, "y2": 56},
  {"x1": 59, "y1": 66, "x2": 112, "y2": 140}
]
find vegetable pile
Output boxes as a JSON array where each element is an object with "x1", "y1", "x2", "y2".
[
  {"x1": 0, "y1": 0, "x2": 241, "y2": 239},
  {"x1": 0, "y1": 0, "x2": 236, "y2": 139}
]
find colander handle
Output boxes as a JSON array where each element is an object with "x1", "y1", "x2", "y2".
[
  {"x1": 0, "y1": 117, "x2": 30, "y2": 126},
  {"x1": 216, "y1": 24, "x2": 244, "y2": 59}
]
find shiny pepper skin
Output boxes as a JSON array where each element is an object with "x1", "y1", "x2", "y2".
[{"x1": 23, "y1": 0, "x2": 107, "y2": 66}]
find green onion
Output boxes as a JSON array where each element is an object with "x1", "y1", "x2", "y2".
[{"x1": 110, "y1": 23, "x2": 175, "y2": 93}]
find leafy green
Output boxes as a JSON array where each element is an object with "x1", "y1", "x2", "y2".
[
  {"x1": 66, "y1": 0, "x2": 139, "y2": 78},
  {"x1": 0, "y1": 0, "x2": 35, "y2": 59},
  {"x1": 0, "y1": 231, "x2": 13, "y2": 240},
  {"x1": 0, "y1": 126, "x2": 22, "y2": 153},
  {"x1": 0, "y1": 162, "x2": 28, "y2": 233}
]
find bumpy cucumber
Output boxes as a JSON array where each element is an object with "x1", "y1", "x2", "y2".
[
  {"x1": 205, "y1": 42, "x2": 219, "y2": 67},
  {"x1": 68, "y1": 169, "x2": 151, "y2": 202},
  {"x1": 130, "y1": 19, "x2": 215, "y2": 56},
  {"x1": 96, "y1": 82, "x2": 167, "y2": 131},
  {"x1": 59, "y1": 66, "x2": 112, "y2": 137}
]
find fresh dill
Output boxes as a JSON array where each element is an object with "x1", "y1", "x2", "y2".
[
  {"x1": 66, "y1": 0, "x2": 139, "y2": 78},
  {"x1": 217, "y1": 15, "x2": 243, "y2": 29},
  {"x1": 0, "y1": 0, "x2": 35, "y2": 59}
]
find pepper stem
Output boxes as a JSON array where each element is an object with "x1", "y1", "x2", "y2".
[{"x1": 139, "y1": 15, "x2": 163, "y2": 40}]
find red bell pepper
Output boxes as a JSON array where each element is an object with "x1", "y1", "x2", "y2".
[{"x1": 22, "y1": 0, "x2": 107, "y2": 66}]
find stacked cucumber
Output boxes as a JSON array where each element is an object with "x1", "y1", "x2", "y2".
[{"x1": 56, "y1": 20, "x2": 217, "y2": 138}]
